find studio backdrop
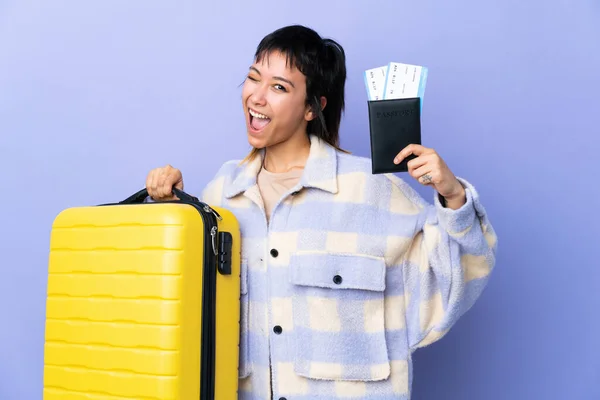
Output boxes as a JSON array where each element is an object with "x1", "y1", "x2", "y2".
[{"x1": 0, "y1": 1, "x2": 598, "y2": 399}]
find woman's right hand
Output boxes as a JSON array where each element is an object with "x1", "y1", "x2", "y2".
[{"x1": 145, "y1": 164, "x2": 184, "y2": 201}]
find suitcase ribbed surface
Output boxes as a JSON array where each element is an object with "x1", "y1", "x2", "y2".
[{"x1": 43, "y1": 204, "x2": 206, "y2": 399}]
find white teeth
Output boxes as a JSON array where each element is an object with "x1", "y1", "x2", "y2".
[{"x1": 249, "y1": 109, "x2": 269, "y2": 119}]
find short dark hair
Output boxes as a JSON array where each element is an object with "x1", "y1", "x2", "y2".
[{"x1": 247, "y1": 25, "x2": 348, "y2": 156}]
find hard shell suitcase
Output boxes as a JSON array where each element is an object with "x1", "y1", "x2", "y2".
[{"x1": 42, "y1": 188, "x2": 241, "y2": 400}]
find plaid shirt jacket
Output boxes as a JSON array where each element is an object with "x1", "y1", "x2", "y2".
[{"x1": 201, "y1": 135, "x2": 498, "y2": 400}]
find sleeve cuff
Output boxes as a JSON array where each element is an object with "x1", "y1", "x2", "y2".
[{"x1": 433, "y1": 177, "x2": 486, "y2": 234}]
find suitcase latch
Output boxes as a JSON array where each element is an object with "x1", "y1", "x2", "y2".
[{"x1": 217, "y1": 231, "x2": 233, "y2": 275}]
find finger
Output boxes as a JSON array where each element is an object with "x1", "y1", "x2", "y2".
[
  {"x1": 155, "y1": 169, "x2": 165, "y2": 198},
  {"x1": 173, "y1": 177, "x2": 183, "y2": 199},
  {"x1": 412, "y1": 166, "x2": 437, "y2": 186},
  {"x1": 145, "y1": 171, "x2": 154, "y2": 197},
  {"x1": 150, "y1": 170, "x2": 162, "y2": 199},
  {"x1": 148, "y1": 170, "x2": 160, "y2": 198},
  {"x1": 407, "y1": 153, "x2": 432, "y2": 173},
  {"x1": 394, "y1": 144, "x2": 429, "y2": 165},
  {"x1": 410, "y1": 163, "x2": 429, "y2": 180},
  {"x1": 164, "y1": 168, "x2": 183, "y2": 199},
  {"x1": 166, "y1": 169, "x2": 181, "y2": 199},
  {"x1": 164, "y1": 173, "x2": 178, "y2": 199},
  {"x1": 157, "y1": 169, "x2": 173, "y2": 199},
  {"x1": 173, "y1": 169, "x2": 184, "y2": 191}
]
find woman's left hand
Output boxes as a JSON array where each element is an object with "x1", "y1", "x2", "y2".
[{"x1": 394, "y1": 144, "x2": 466, "y2": 209}]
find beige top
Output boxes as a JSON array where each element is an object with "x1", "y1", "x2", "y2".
[{"x1": 256, "y1": 166, "x2": 303, "y2": 222}]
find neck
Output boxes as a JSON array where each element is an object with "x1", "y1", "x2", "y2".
[{"x1": 263, "y1": 133, "x2": 311, "y2": 173}]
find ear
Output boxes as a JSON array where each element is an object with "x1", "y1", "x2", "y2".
[{"x1": 305, "y1": 96, "x2": 327, "y2": 121}]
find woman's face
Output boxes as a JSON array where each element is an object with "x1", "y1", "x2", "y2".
[{"x1": 241, "y1": 51, "x2": 314, "y2": 149}]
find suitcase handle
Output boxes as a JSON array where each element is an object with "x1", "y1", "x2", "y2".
[
  {"x1": 118, "y1": 187, "x2": 223, "y2": 222},
  {"x1": 120, "y1": 188, "x2": 200, "y2": 204}
]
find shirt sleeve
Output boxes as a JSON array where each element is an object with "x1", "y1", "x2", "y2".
[{"x1": 397, "y1": 177, "x2": 498, "y2": 349}]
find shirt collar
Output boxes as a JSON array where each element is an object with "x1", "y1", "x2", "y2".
[{"x1": 224, "y1": 134, "x2": 339, "y2": 199}]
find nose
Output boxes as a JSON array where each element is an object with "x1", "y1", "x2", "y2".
[{"x1": 249, "y1": 83, "x2": 268, "y2": 106}]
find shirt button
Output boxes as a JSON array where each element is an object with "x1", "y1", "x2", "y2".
[
  {"x1": 270, "y1": 249, "x2": 279, "y2": 258},
  {"x1": 273, "y1": 325, "x2": 283, "y2": 334},
  {"x1": 333, "y1": 275, "x2": 343, "y2": 284}
]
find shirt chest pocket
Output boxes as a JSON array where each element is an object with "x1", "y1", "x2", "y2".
[{"x1": 289, "y1": 251, "x2": 391, "y2": 382}]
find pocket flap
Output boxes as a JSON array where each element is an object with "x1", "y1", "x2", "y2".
[{"x1": 289, "y1": 252, "x2": 386, "y2": 292}]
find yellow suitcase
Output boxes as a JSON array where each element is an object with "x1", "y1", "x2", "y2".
[{"x1": 42, "y1": 188, "x2": 241, "y2": 400}]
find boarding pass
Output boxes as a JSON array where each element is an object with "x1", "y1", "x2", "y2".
[{"x1": 364, "y1": 62, "x2": 428, "y2": 106}]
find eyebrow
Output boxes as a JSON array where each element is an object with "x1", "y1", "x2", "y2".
[{"x1": 249, "y1": 66, "x2": 295, "y2": 88}]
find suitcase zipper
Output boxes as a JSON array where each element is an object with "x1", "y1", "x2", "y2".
[
  {"x1": 178, "y1": 201, "x2": 218, "y2": 400},
  {"x1": 190, "y1": 203, "x2": 218, "y2": 400},
  {"x1": 210, "y1": 226, "x2": 218, "y2": 256},
  {"x1": 204, "y1": 205, "x2": 223, "y2": 222}
]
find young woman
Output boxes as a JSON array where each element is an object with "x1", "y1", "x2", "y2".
[{"x1": 146, "y1": 25, "x2": 497, "y2": 400}]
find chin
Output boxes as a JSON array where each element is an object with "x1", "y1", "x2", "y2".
[{"x1": 246, "y1": 131, "x2": 267, "y2": 149}]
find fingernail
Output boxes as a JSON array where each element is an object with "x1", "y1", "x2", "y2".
[{"x1": 393, "y1": 158, "x2": 399, "y2": 164}]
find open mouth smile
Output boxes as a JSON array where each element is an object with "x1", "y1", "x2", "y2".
[{"x1": 248, "y1": 108, "x2": 272, "y2": 132}]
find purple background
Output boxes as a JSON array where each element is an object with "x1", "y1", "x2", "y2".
[{"x1": 1, "y1": 1, "x2": 599, "y2": 399}]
